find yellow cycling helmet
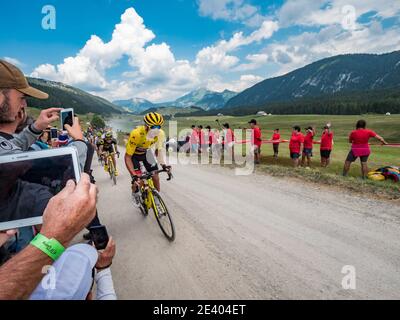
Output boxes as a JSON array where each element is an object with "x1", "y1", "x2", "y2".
[{"x1": 144, "y1": 112, "x2": 164, "y2": 127}]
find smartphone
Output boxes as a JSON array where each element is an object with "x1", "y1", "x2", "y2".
[
  {"x1": 60, "y1": 108, "x2": 74, "y2": 130},
  {"x1": 89, "y1": 225, "x2": 109, "y2": 250},
  {"x1": 50, "y1": 128, "x2": 58, "y2": 140}
]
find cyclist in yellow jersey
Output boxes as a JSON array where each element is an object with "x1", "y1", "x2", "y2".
[{"x1": 124, "y1": 112, "x2": 170, "y2": 194}]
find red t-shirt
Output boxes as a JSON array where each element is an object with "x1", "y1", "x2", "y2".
[
  {"x1": 190, "y1": 129, "x2": 198, "y2": 144},
  {"x1": 303, "y1": 132, "x2": 314, "y2": 149},
  {"x1": 208, "y1": 131, "x2": 214, "y2": 145},
  {"x1": 199, "y1": 130, "x2": 205, "y2": 145},
  {"x1": 349, "y1": 129, "x2": 377, "y2": 145},
  {"x1": 252, "y1": 127, "x2": 262, "y2": 147},
  {"x1": 224, "y1": 129, "x2": 235, "y2": 144},
  {"x1": 320, "y1": 131, "x2": 333, "y2": 150},
  {"x1": 289, "y1": 132, "x2": 304, "y2": 153},
  {"x1": 272, "y1": 133, "x2": 280, "y2": 144}
]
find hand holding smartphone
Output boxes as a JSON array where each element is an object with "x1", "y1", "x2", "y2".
[
  {"x1": 60, "y1": 108, "x2": 74, "y2": 130},
  {"x1": 89, "y1": 225, "x2": 109, "y2": 250},
  {"x1": 50, "y1": 128, "x2": 58, "y2": 140}
]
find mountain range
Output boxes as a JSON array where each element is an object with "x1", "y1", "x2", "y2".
[
  {"x1": 225, "y1": 50, "x2": 400, "y2": 110},
  {"x1": 113, "y1": 88, "x2": 237, "y2": 114}
]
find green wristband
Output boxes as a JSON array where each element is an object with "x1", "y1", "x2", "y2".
[{"x1": 30, "y1": 233, "x2": 65, "y2": 261}]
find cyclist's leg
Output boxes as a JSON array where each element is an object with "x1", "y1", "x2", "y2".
[
  {"x1": 131, "y1": 154, "x2": 144, "y2": 193},
  {"x1": 145, "y1": 150, "x2": 160, "y2": 191}
]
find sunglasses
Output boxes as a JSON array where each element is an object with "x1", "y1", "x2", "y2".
[{"x1": 150, "y1": 125, "x2": 161, "y2": 130}]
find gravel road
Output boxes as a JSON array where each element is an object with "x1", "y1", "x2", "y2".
[{"x1": 93, "y1": 150, "x2": 400, "y2": 299}]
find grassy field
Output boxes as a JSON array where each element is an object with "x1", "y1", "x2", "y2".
[
  {"x1": 173, "y1": 114, "x2": 400, "y2": 170},
  {"x1": 110, "y1": 113, "x2": 400, "y2": 177},
  {"x1": 172, "y1": 114, "x2": 400, "y2": 199}
]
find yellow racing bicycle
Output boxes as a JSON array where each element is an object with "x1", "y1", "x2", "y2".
[{"x1": 132, "y1": 167, "x2": 175, "y2": 241}]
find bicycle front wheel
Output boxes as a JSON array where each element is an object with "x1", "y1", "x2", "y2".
[
  {"x1": 109, "y1": 160, "x2": 117, "y2": 185},
  {"x1": 152, "y1": 191, "x2": 175, "y2": 241}
]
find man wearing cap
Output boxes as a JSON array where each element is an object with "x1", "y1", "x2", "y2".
[
  {"x1": 0, "y1": 59, "x2": 87, "y2": 169},
  {"x1": 248, "y1": 119, "x2": 262, "y2": 164}
]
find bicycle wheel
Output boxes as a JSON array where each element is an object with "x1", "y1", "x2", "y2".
[
  {"x1": 151, "y1": 191, "x2": 175, "y2": 241},
  {"x1": 138, "y1": 189, "x2": 148, "y2": 216},
  {"x1": 109, "y1": 160, "x2": 117, "y2": 185}
]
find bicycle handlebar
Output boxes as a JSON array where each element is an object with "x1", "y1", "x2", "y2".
[{"x1": 133, "y1": 168, "x2": 173, "y2": 182}]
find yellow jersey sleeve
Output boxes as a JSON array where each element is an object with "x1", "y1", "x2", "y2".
[
  {"x1": 126, "y1": 129, "x2": 139, "y2": 156},
  {"x1": 156, "y1": 129, "x2": 166, "y2": 151}
]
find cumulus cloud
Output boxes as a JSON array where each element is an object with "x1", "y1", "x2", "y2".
[
  {"x1": 197, "y1": 0, "x2": 269, "y2": 27},
  {"x1": 277, "y1": 0, "x2": 400, "y2": 28},
  {"x1": 206, "y1": 74, "x2": 263, "y2": 92},
  {"x1": 263, "y1": 20, "x2": 400, "y2": 77},
  {"x1": 195, "y1": 20, "x2": 278, "y2": 71},
  {"x1": 31, "y1": 8, "x2": 202, "y2": 102}
]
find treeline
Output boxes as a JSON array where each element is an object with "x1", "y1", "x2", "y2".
[
  {"x1": 176, "y1": 87, "x2": 400, "y2": 117},
  {"x1": 27, "y1": 78, "x2": 122, "y2": 115}
]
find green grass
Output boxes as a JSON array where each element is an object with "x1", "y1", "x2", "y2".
[{"x1": 173, "y1": 114, "x2": 400, "y2": 198}]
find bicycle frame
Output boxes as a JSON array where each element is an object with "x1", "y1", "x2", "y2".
[{"x1": 140, "y1": 177, "x2": 157, "y2": 212}]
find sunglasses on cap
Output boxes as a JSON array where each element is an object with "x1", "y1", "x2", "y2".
[{"x1": 150, "y1": 125, "x2": 161, "y2": 130}]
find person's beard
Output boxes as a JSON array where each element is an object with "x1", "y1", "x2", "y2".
[{"x1": 0, "y1": 99, "x2": 15, "y2": 124}]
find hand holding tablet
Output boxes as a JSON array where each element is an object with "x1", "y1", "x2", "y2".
[
  {"x1": 0, "y1": 147, "x2": 82, "y2": 231},
  {"x1": 40, "y1": 173, "x2": 97, "y2": 246}
]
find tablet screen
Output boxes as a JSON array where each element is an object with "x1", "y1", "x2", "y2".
[{"x1": 0, "y1": 153, "x2": 76, "y2": 227}]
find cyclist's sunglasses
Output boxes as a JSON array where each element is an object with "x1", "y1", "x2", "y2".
[{"x1": 150, "y1": 125, "x2": 161, "y2": 129}]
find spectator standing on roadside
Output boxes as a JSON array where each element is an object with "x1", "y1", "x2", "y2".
[
  {"x1": 248, "y1": 119, "x2": 262, "y2": 164},
  {"x1": 301, "y1": 126, "x2": 315, "y2": 168},
  {"x1": 319, "y1": 124, "x2": 334, "y2": 167},
  {"x1": 198, "y1": 125, "x2": 205, "y2": 154},
  {"x1": 271, "y1": 129, "x2": 280, "y2": 159},
  {"x1": 222, "y1": 123, "x2": 235, "y2": 161},
  {"x1": 343, "y1": 119, "x2": 387, "y2": 179},
  {"x1": 190, "y1": 125, "x2": 198, "y2": 154},
  {"x1": 289, "y1": 125, "x2": 304, "y2": 167}
]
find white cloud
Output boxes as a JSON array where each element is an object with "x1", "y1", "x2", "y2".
[
  {"x1": 195, "y1": 20, "x2": 278, "y2": 72},
  {"x1": 206, "y1": 74, "x2": 263, "y2": 92},
  {"x1": 197, "y1": 0, "x2": 268, "y2": 27},
  {"x1": 263, "y1": 20, "x2": 400, "y2": 77},
  {"x1": 31, "y1": 8, "x2": 200, "y2": 102},
  {"x1": 234, "y1": 53, "x2": 269, "y2": 71},
  {"x1": 278, "y1": 0, "x2": 400, "y2": 28}
]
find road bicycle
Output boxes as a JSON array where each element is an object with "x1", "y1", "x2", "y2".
[
  {"x1": 103, "y1": 150, "x2": 119, "y2": 185},
  {"x1": 132, "y1": 167, "x2": 175, "y2": 241}
]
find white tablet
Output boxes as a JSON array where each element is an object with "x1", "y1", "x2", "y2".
[{"x1": 0, "y1": 147, "x2": 81, "y2": 231}]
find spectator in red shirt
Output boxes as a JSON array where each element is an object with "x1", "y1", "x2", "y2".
[
  {"x1": 248, "y1": 119, "x2": 262, "y2": 164},
  {"x1": 343, "y1": 119, "x2": 387, "y2": 178},
  {"x1": 271, "y1": 129, "x2": 280, "y2": 159},
  {"x1": 198, "y1": 125, "x2": 206, "y2": 154},
  {"x1": 319, "y1": 124, "x2": 334, "y2": 167},
  {"x1": 289, "y1": 125, "x2": 304, "y2": 167},
  {"x1": 222, "y1": 123, "x2": 235, "y2": 163},
  {"x1": 301, "y1": 126, "x2": 316, "y2": 167},
  {"x1": 190, "y1": 125, "x2": 199, "y2": 154}
]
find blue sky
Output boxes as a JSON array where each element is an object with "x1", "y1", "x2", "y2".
[{"x1": 1, "y1": 0, "x2": 399, "y2": 102}]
